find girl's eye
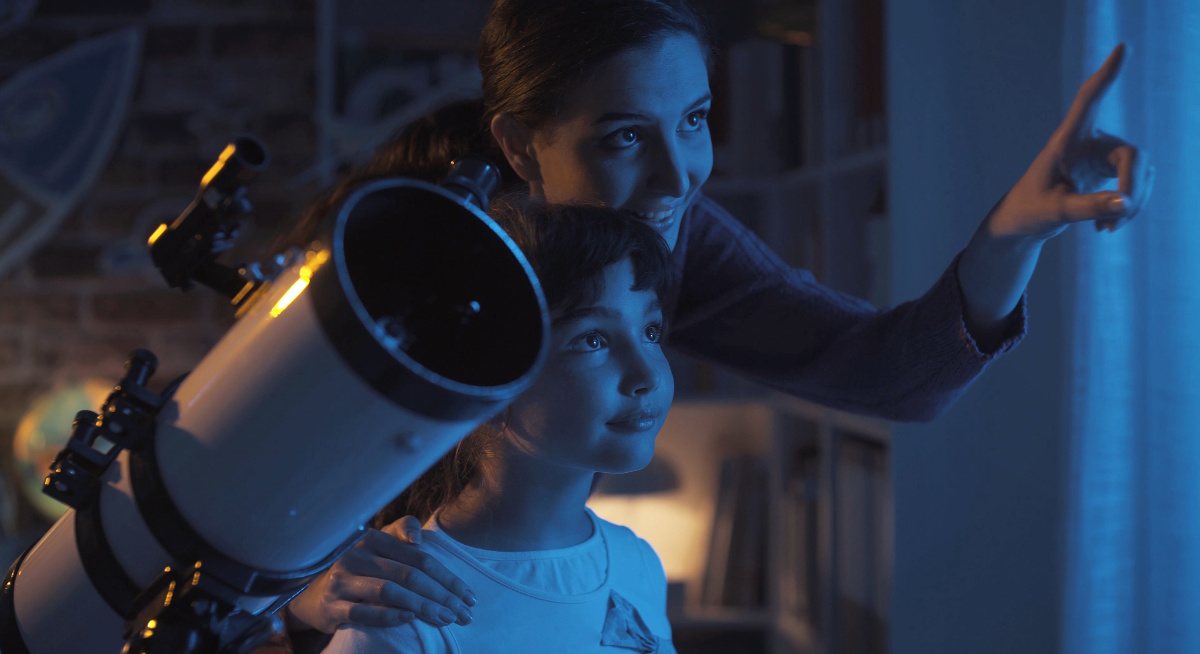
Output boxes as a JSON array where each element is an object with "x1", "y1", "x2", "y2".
[
  {"x1": 602, "y1": 127, "x2": 641, "y2": 149},
  {"x1": 682, "y1": 109, "x2": 709, "y2": 131},
  {"x1": 568, "y1": 331, "x2": 608, "y2": 352},
  {"x1": 646, "y1": 323, "x2": 664, "y2": 344}
]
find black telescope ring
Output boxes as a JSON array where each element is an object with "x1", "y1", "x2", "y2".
[
  {"x1": 0, "y1": 499, "x2": 144, "y2": 651},
  {"x1": 0, "y1": 547, "x2": 33, "y2": 654},
  {"x1": 310, "y1": 177, "x2": 549, "y2": 422},
  {"x1": 75, "y1": 501, "x2": 142, "y2": 619}
]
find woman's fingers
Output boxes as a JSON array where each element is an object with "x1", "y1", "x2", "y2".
[
  {"x1": 373, "y1": 523, "x2": 478, "y2": 607},
  {"x1": 1107, "y1": 142, "x2": 1155, "y2": 214},
  {"x1": 1057, "y1": 43, "x2": 1126, "y2": 141},
  {"x1": 331, "y1": 571, "x2": 462, "y2": 627},
  {"x1": 1081, "y1": 138, "x2": 1153, "y2": 233},
  {"x1": 1058, "y1": 190, "x2": 1128, "y2": 224},
  {"x1": 368, "y1": 554, "x2": 473, "y2": 625},
  {"x1": 390, "y1": 515, "x2": 423, "y2": 545},
  {"x1": 340, "y1": 602, "x2": 415, "y2": 629}
]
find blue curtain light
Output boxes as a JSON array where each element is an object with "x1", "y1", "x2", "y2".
[{"x1": 1063, "y1": 2, "x2": 1200, "y2": 652}]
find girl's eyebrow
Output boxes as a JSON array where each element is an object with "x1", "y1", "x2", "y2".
[
  {"x1": 553, "y1": 305, "x2": 616, "y2": 324},
  {"x1": 553, "y1": 298, "x2": 663, "y2": 324},
  {"x1": 590, "y1": 92, "x2": 713, "y2": 126}
]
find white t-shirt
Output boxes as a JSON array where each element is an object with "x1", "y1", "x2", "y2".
[{"x1": 322, "y1": 508, "x2": 675, "y2": 653}]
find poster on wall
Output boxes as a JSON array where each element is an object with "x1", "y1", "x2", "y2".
[
  {"x1": 295, "y1": 0, "x2": 487, "y2": 187},
  {"x1": 319, "y1": 44, "x2": 481, "y2": 176},
  {"x1": 0, "y1": 27, "x2": 141, "y2": 277}
]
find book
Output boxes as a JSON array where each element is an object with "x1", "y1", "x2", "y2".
[
  {"x1": 701, "y1": 456, "x2": 741, "y2": 605},
  {"x1": 723, "y1": 455, "x2": 768, "y2": 607},
  {"x1": 701, "y1": 454, "x2": 770, "y2": 609}
]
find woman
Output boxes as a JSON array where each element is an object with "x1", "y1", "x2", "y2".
[{"x1": 283, "y1": 0, "x2": 1151, "y2": 642}]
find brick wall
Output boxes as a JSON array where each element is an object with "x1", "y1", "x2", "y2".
[{"x1": 0, "y1": 0, "x2": 318, "y2": 529}]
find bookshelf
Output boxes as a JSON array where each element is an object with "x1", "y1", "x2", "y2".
[{"x1": 587, "y1": 397, "x2": 891, "y2": 654}]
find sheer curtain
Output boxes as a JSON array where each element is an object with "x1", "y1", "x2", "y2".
[{"x1": 1062, "y1": 2, "x2": 1200, "y2": 653}]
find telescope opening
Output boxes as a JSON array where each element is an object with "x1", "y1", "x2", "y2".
[
  {"x1": 339, "y1": 185, "x2": 544, "y2": 389},
  {"x1": 233, "y1": 136, "x2": 268, "y2": 168}
]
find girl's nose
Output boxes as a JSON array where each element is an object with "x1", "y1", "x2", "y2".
[{"x1": 620, "y1": 348, "x2": 661, "y2": 397}]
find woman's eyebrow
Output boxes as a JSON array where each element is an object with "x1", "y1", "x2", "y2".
[
  {"x1": 591, "y1": 92, "x2": 713, "y2": 126},
  {"x1": 592, "y1": 111, "x2": 648, "y2": 126},
  {"x1": 686, "y1": 92, "x2": 713, "y2": 110}
]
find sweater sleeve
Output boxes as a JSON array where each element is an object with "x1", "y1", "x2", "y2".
[{"x1": 666, "y1": 195, "x2": 1026, "y2": 422}]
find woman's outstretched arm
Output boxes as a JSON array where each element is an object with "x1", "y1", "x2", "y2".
[{"x1": 957, "y1": 43, "x2": 1154, "y2": 350}]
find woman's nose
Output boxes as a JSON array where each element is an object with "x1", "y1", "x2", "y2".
[{"x1": 647, "y1": 137, "x2": 689, "y2": 199}]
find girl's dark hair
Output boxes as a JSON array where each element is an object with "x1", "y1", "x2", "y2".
[
  {"x1": 480, "y1": 0, "x2": 714, "y2": 128},
  {"x1": 372, "y1": 195, "x2": 674, "y2": 528}
]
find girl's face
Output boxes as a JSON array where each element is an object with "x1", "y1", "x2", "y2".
[
  {"x1": 525, "y1": 33, "x2": 713, "y2": 251},
  {"x1": 503, "y1": 257, "x2": 674, "y2": 475}
]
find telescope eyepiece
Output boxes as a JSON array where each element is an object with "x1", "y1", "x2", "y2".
[
  {"x1": 123, "y1": 349, "x2": 158, "y2": 389},
  {"x1": 442, "y1": 157, "x2": 501, "y2": 210},
  {"x1": 203, "y1": 136, "x2": 269, "y2": 194}
]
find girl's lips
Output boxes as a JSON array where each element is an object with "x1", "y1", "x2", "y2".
[{"x1": 606, "y1": 410, "x2": 661, "y2": 433}]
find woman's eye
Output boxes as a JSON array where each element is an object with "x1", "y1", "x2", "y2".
[
  {"x1": 569, "y1": 331, "x2": 608, "y2": 351},
  {"x1": 682, "y1": 109, "x2": 709, "y2": 131},
  {"x1": 602, "y1": 127, "x2": 640, "y2": 149},
  {"x1": 645, "y1": 323, "x2": 664, "y2": 343}
]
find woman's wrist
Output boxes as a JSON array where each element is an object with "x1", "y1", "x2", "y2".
[{"x1": 957, "y1": 215, "x2": 1043, "y2": 351}]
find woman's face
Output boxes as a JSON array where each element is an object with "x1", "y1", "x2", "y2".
[
  {"x1": 503, "y1": 257, "x2": 674, "y2": 475},
  {"x1": 525, "y1": 33, "x2": 713, "y2": 250}
]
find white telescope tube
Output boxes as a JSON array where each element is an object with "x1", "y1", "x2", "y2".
[{"x1": 2, "y1": 177, "x2": 549, "y2": 653}]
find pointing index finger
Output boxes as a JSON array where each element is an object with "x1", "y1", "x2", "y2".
[{"x1": 1058, "y1": 43, "x2": 1126, "y2": 139}]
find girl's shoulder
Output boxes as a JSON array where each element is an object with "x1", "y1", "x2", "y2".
[
  {"x1": 325, "y1": 621, "x2": 451, "y2": 654},
  {"x1": 587, "y1": 509, "x2": 666, "y2": 581}
]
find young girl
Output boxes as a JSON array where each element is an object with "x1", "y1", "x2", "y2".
[
  {"x1": 286, "y1": 0, "x2": 1150, "y2": 637},
  {"x1": 320, "y1": 195, "x2": 678, "y2": 653}
]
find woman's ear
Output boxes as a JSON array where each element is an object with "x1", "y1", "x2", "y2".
[{"x1": 490, "y1": 113, "x2": 542, "y2": 185}]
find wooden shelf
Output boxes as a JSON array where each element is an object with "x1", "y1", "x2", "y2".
[
  {"x1": 671, "y1": 607, "x2": 773, "y2": 630},
  {"x1": 775, "y1": 612, "x2": 821, "y2": 652}
]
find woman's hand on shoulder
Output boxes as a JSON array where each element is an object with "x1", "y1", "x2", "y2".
[
  {"x1": 987, "y1": 43, "x2": 1154, "y2": 242},
  {"x1": 285, "y1": 516, "x2": 476, "y2": 634}
]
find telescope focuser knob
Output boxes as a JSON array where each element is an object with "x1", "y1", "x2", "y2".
[{"x1": 43, "y1": 410, "x2": 110, "y2": 508}]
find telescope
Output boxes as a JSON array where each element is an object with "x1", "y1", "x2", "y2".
[{"x1": 0, "y1": 137, "x2": 549, "y2": 653}]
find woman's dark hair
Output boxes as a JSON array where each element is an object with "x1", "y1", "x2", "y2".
[
  {"x1": 372, "y1": 195, "x2": 674, "y2": 527},
  {"x1": 276, "y1": 97, "x2": 520, "y2": 251},
  {"x1": 480, "y1": 0, "x2": 714, "y2": 128},
  {"x1": 281, "y1": 0, "x2": 712, "y2": 250}
]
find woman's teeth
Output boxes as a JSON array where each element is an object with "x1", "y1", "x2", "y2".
[{"x1": 634, "y1": 208, "x2": 674, "y2": 222}]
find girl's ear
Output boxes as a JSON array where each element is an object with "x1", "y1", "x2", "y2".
[{"x1": 490, "y1": 113, "x2": 543, "y2": 185}]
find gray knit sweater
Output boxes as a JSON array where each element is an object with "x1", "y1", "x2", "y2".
[{"x1": 665, "y1": 194, "x2": 1026, "y2": 422}]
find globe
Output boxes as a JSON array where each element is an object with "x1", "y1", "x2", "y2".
[{"x1": 12, "y1": 379, "x2": 111, "y2": 521}]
